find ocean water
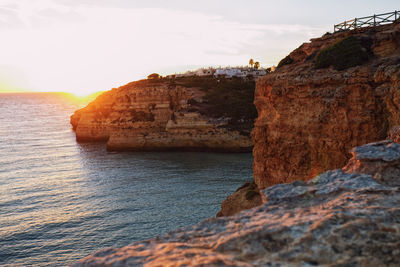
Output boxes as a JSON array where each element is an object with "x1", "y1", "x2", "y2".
[{"x1": 0, "y1": 93, "x2": 253, "y2": 266}]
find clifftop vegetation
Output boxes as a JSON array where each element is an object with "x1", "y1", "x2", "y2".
[
  {"x1": 314, "y1": 36, "x2": 370, "y2": 70},
  {"x1": 167, "y1": 76, "x2": 257, "y2": 135}
]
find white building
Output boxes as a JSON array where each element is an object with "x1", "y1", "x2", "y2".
[
  {"x1": 195, "y1": 69, "x2": 213, "y2": 76},
  {"x1": 214, "y1": 68, "x2": 267, "y2": 78},
  {"x1": 214, "y1": 68, "x2": 243, "y2": 78},
  {"x1": 167, "y1": 66, "x2": 270, "y2": 80}
]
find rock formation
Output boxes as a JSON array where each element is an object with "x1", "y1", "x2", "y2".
[
  {"x1": 253, "y1": 22, "x2": 400, "y2": 188},
  {"x1": 70, "y1": 79, "x2": 253, "y2": 152},
  {"x1": 216, "y1": 181, "x2": 262, "y2": 217},
  {"x1": 73, "y1": 140, "x2": 400, "y2": 266},
  {"x1": 72, "y1": 22, "x2": 400, "y2": 266}
]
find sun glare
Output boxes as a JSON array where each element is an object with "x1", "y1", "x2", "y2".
[
  {"x1": 58, "y1": 91, "x2": 104, "y2": 105},
  {"x1": 0, "y1": 1, "x2": 325, "y2": 95}
]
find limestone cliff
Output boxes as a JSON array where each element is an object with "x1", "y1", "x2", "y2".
[
  {"x1": 253, "y1": 22, "x2": 400, "y2": 188},
  {"x1": 70, "y1": 79, "x2": 253, "y2": 152},
  {"x1": 73, "y1": 140, "x2": 400, "y2": 266}
]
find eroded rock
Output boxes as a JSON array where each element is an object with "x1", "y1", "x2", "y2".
[
  {"x1": 253, "y1": 22, "x2": 400, "y2": 188},
  {"x1": 216, "y1": 182, "x2": 262, "y2": 217},
  {"x1": 342, "y1": 140, "x2": 400, "y2": 187},
  {"x1": 70, "y1": 80, "x2": 253, "y2": 152}
]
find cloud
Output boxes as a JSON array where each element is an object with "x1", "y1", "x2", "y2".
[{"x1": 0, "y1": 0, "x2": 326, "y2": 94}]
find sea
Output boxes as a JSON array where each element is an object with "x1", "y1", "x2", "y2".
[{"x1": 0, "y1": 93, "x2": 253, "y2": 266}]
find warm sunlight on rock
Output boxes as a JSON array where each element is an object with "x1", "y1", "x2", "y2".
[{"x1": 2, "y1": 1, "x2": 400, "y2": 266}]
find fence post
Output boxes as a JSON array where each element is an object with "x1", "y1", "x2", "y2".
[{"x1": 335, "y1": 11, "x2": 398, "y2": 32}]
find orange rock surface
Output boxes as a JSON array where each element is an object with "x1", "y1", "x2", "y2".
[
  {"x1": 253, "y1": 22, "x2": 400, "y2": 188},
  {"x1": 216, "y1": 182, "x2": 262, "y2": 217},
  {"x1": 70, "y1": 80, "x2": 252, "y2": 152}
]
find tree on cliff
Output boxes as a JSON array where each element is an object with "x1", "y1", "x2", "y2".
[
  {"x1": 147, "y1": 73, "x2": 161, "y2": 80},
  {"x1": 254, "y1": 61, "x2": 260, "y2": 69},
  {"x1": 249, "y1": 59, "x2": 254, "y2": 68}
]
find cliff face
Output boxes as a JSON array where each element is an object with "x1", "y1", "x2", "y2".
[
  {"x1": 253, "y1": 22, "x2": 400, "y2": 188},
  {"x1": 70, "y1": 79, "x2": 253, "y2": 152},
  {"x1": 73, "y1": 140, "x2": 400, "y2": 266}
]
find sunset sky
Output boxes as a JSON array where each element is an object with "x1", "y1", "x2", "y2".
[{"x1": 1, "y1": 0, "x2": 398, "y2": 95}]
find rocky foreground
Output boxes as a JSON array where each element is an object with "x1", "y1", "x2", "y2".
[{"x1": 73, "y1": 140, "x2": 400, "y2": 266}]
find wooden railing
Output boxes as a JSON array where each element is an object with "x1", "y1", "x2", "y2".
[{"x1": 334, "y1": 10, "x2": 400, "y2": 32}]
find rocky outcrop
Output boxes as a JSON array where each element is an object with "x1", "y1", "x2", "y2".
[
  {"x1": 73, "y1": 140, "x2": 400, "y2": 266},
  {"x1": 342, "y1": 139, "x2": 400, "y2": 187},
  {"x1": 253, "y1": 22, "x2": 400, "y2": 188},
  {"x1": 216, "y1": 182, "x2": 262, "y2": 217},
  {"x1": 70, "y1": 80, "x2": 252, "y2": 152}
]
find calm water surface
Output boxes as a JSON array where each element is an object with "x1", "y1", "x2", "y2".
[{"x1": 0, "y1": 93, "x2": 253, "y2": 266}]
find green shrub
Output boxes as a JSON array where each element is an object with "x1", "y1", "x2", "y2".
[
  {"x1": 202, "y1": 79, "x2": 257, "y2": 135},
  {"x1": 277, "y1": 55, "x2": 293, "y2": 68},
  {"x1": 314, "y1": 36, "x2": 369, "y2": 70},
  {"x1": 175, "y1": 77, "x2": 257, "y2": 135}
]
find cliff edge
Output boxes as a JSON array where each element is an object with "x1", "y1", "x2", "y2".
[
  {"x1": 73, "y1": 140, "x2": 400, "y2": 266},
  {"x1": 70, "y1": 78, "x2": 255, "y2": 152},
  {"x1": 253, "y1": 22, "x2": 400, "y2": 188}
]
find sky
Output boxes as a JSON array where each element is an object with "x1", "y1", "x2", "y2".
[{"x1": 0, "y1": 0, "x2": 398, "y2": 95}]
